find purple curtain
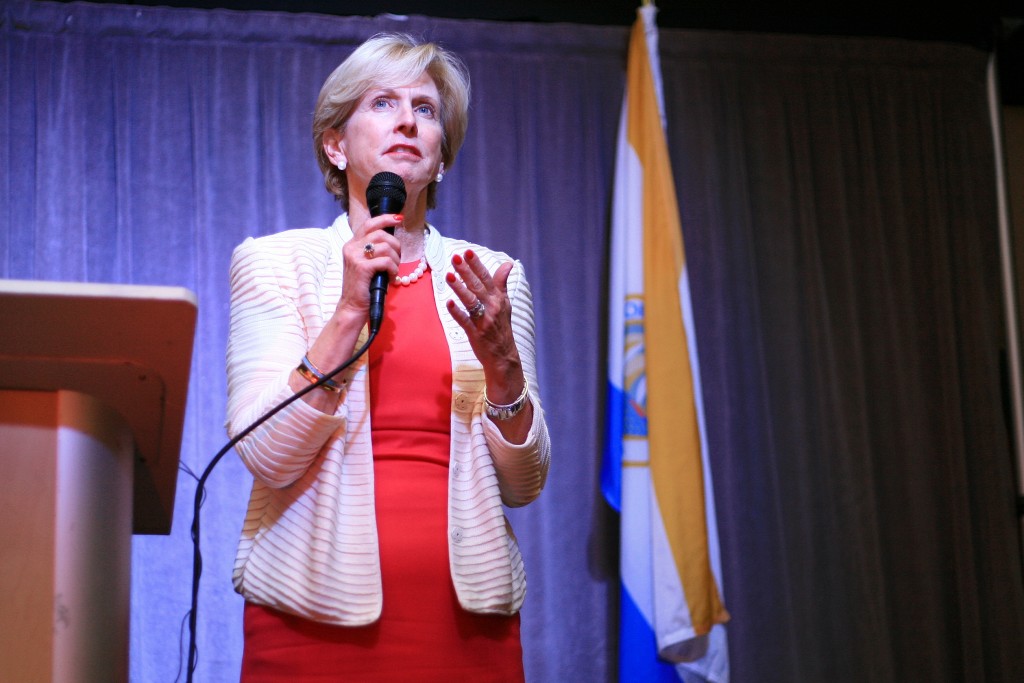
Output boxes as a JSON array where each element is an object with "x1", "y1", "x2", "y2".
[{"x1": 3, "y1": 2, "x2": 1021, "y2": 681}]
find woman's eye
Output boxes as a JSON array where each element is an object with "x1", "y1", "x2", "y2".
[
  {"x1": 416, "y1": 104, "x2": 436, "y2": 118},
  {"x1": 371, "y1": 97, "x2": 390, "y2": 110}
]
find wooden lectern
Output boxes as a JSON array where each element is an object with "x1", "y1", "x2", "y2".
[{"x1": 0, "y1": 279, "x2": 197, "y2": 682}]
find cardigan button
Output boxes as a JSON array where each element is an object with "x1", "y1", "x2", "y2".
[
  {"x1": 453, "y1": 392, "x2": 471, "y2": 412},
  {"x1": 450, "y1": 527, "x2": 464, "y2": 543}
]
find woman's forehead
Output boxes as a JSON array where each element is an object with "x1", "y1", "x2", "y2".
[{"x1": 365, "y1": 71, "x2": 438, "y2": 94}]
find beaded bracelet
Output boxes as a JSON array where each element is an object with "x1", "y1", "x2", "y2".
[
  {"x1": 484, "y1": 380, "x2": 530, "y2": 421},
  {"x1": 297, "y1": 355, "x2": 343, "y2": 393}
]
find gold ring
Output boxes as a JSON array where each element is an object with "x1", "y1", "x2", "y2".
[{"x1": 363, "y1": 243, "x2": 375, "y2": 258}]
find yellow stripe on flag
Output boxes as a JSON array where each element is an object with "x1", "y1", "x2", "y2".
[{"x1": 625, "y1": 15, "x2": 729, "y2": 635}]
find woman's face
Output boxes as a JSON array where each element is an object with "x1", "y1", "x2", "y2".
[{"x1": 338, "y1": 72, "x2": 444, "y2": 200}]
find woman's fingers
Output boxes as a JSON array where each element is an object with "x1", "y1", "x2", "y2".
[
  {"x1": 344, "y1": 241, "x2": 398, "y2": 284},
  {"x1": 444, "y1": 269, "x2": 480, "y2": 319},
  {"x1": 489, "y1": 261, "x2": 514, "y2": 294},
  {"x1": 459, "y1": 249, "x2": 510, "y2": 298},
  {"x1": 445, "y1": 252, "x2": 518, "y2": 346},
  {"x1": 446, "y1": 258, "x2": 488, "y2": 321},
  {"x1": 349, "y1": 214, "x2": 405, "y2": 273},
  {"x1": 354, "y1": 214, "x2": 403, "y2": 254},
  {"x1": 447, "y1": 251, "x2": 512, "y2": 308},
  {"x1": 336, "y1": 214, "x2": 404, "y2": 317},
  {"x1": 353, "y1": 213, "x2": 404, "y2": 239}
]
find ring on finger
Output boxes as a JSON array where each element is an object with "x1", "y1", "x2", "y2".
[
  {"x1": 363, "y1": 243, "x2": 375, "y2": 258},
  {"x1": 467, "y1": 299, "x2": 486, "y2": 320}
]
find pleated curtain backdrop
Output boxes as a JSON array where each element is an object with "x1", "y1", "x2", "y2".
[{"x1": 2, "y1": 2, "x2": 1022, "y2": 682}]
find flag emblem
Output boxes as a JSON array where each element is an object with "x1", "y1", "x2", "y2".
[{"x1": 623, "y1": 296, "x2": 648, "y2": 438}]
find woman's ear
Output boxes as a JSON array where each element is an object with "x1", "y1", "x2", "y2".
[{"x1": 323, "y1": 128, "x2": 345, "y2": 169}]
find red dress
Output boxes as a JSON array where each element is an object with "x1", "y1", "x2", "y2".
[{"x1": 240, "y1": 260, "x2": 525, "y2": 682}]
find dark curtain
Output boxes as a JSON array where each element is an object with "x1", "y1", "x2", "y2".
[
  {"x1": 2, "y1": 2, "x2": 1021, "y2": 681},
  {"x1": 660, "y1": 34, "x2": 1024, "y2": 681}
]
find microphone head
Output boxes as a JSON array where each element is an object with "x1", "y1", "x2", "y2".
[{"x1": 366, "y1": 171, "x2": 407, "y2": 217}]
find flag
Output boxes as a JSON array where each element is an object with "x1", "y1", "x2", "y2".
[{"x1": 601, "y1": 4, "x2": 730, "y2": 681}]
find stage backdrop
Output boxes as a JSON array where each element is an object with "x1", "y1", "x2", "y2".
[{"x1": 3, "y1": 2, "x2": 1022, "y2": 681}]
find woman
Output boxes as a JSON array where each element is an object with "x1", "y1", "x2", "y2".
[{"x1": 224, "y1": 34, "x2": 551, "y2": 681}]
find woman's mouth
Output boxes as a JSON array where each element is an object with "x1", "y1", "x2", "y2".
[{"x1": 386, "y1": 145, "x2": 421, "y2": 158}]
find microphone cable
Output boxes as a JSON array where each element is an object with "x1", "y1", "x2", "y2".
[{"x1": 184, "y1": 329, "x2": 377, "y2": 682}]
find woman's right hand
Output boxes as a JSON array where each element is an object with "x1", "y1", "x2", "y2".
[
  {"x1": 291, "y1": 213, "x2": 404, "y2": 410},
  {"x1": 335, "y1": 213, "x2": 405, "y2": 321}
]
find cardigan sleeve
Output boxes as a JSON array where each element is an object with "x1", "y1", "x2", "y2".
[
  {"x1": 224, "y1": 235, "x2": 347, "y2": 488},
  {"x1": 481, "y1": 260, "x2": 551, "y2": 507}
]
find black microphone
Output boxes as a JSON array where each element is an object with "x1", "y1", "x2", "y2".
[{"x1": 366, "y1": 171, "x2": 407, "y2": 334}]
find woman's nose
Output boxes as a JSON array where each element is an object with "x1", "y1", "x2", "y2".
[{"x1": 395, "y1": 102, "x2": 417, "y2": 133}]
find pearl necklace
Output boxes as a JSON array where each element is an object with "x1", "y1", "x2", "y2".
[{"x1": 394, "y1": 257, "x2": 428, "y2": 286}]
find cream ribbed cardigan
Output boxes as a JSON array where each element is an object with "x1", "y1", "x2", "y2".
[{"x1": 225, "y1": 215, "x2": 550, "y2": 625}]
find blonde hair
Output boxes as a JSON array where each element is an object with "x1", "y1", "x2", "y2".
[{"x1": 313, "y1": 33, "x2": 471, "y2": 210}]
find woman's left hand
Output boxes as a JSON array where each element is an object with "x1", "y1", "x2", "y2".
[{"x1": 445, "y1": 250, "x2": 530, "y2": 420}]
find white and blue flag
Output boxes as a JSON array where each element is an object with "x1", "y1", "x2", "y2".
[{"x1": 602, "y1": 4, "x2": 730, "y2": 682}]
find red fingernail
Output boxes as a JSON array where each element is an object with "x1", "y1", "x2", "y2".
[
  {"x1": 465, "y1": 249, "x2": 475, "y2": 260},
  {"x1": 452, "y1": 254, "x2": 463, "y2": 266},
  {"x1": 394, "y1": 214, "x2": 404, "y2": 222},
  {"x1": 445, "y1": 272, "x2": 456, "y2": 284}
]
